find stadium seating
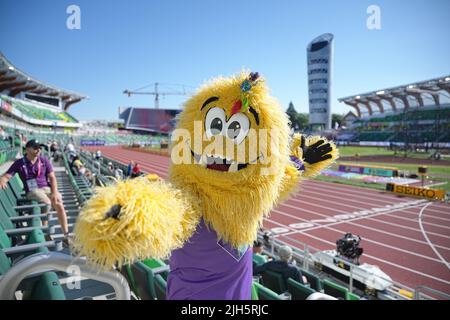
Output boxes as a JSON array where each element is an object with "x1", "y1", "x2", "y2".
[
  {"x1": 0, "y1": 249, "x2": 65, "y2": 300},
  {"x1": 301, "y1": 269, "x2": 323, "y2": 292},
  {"x1": 128, "y1": 259, "x2": 170, "y2": 300},
  {"x1": 349, "y1": 106, "x2": 450, "y2": 143},
  {"x1": 287, "y1": 278, "x2": 316, "y2": 300},
  {"x1": 252, "y1": 282, "x2": 283, "y2": 300},
  {"x1": 260, "y1": 269, "x2": 287, "y2": 294},
  {"x1": 154, "y1": 274, "x2": 167, "y2": 300},
  {"x1": 322, "y1": 279, "x2": 349, "y2": 300},
  {"x1": 1, "y1": 95, "x2": 78, "y2": 123}
]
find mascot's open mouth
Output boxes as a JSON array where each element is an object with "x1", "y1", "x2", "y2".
[{"x1": 190, "y1": 149, "x2": 249, "y2": 172}]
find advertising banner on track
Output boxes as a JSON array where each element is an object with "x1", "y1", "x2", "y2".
[
  {"x1": 386, "y1": 183, "x2": 446, "y2": 201},
  {"x1": 80, "y1": 139, "x2": 106, "y2": 146}
]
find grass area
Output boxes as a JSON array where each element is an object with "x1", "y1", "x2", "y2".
[
  {"x1": 338, "y1": 146, "x2": 437, "y2": 159},
  {"x1": 316, "y1": 159, "x2": 450, "y2": 194},
  {"x1": 315, "y1": 173, "x2": 450, "y2": 193},
  {"x1": 338, "y1": 146, "x2": 395, "y2": 157},
  {"x1": 313, "y1": 174, "x2": 386, "y2": 191},
  {"x1": 337, "y1": 161, "x2": 450, "y2": 178}
]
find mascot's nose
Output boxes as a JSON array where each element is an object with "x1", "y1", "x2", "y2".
[{"x1": 104, "y1": 204, "x2": 122, "y2": 220}]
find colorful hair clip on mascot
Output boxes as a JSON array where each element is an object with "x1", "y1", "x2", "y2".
[{"x1": 73, "y1": 71, "x2": 338, "y2": 299}]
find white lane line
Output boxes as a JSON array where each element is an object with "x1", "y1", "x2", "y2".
[
  {"x1": 284, "y1": 191, "x2": 450, "y2": 230},
  {"x1": 291, "y1": 187, "x2": 450, "y2": 229},
  {"x1": 304, "y1": 179, "x2": 403, "y2": 200},
  {"x1": 270, "y1": 205, "x2": 448, "y2": 265},
  {"x1": 277, "y1": 201, "x2": 450, "y2": 251},
  {"x1": 302, "y1": 182, "x2": 450, "y2": 220},
  {"x1": 286, "y1": 193, "x2": 450, "y2": 239},
  {"x1": 416, "y1": 214, "x2": 450, "y2": 223},
  {"x1": 368, "y1": 216, "x2": 450, "y2": 240},
  {"x1": 264, "y1": 217, "x2": 450, "y2": 286},
  {"x1": 424, "y1": 207, "x2": 450, "y2": 216},
  {"x1": 419, "y1": 203, "x2": 450, "y2": 271}
]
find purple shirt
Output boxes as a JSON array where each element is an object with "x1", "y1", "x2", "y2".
[
  {"x1": 167, "y1": 219, "x2": 252, "y2": 300},
  {"x1": 6, "y1": 156, "x2": 53, "y2": 193}
]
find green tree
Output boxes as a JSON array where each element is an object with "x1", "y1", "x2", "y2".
[
  {"x1": 286, "y1": 102, "x2": 309, "y2": 131},
  {"x1": 332, "y1": 113, "x2": 344, "y2": 129},
  {"x1": 296, "y1": 113, "x2": 309, "y2": 130},
  {"x1": 286, "y1": 102, "x2": 298, "y2": 127}
]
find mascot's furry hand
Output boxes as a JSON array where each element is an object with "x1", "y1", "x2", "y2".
[
  {"x1": 289, "y1": 133, "x2": 338, "y2": 177},
  {"x1": 300, "y1": 135, "x2": 333, "y2": 165}
]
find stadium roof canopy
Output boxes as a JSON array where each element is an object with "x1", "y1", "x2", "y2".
[
  {"x1": 338, "y1": 75, "x2": 450, "y2": 118},
  {"x1": 0, "y1": 51, "x2": 87, "y2": 111}
]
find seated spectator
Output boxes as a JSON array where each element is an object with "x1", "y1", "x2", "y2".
[
  {"x1": 131, "y1": 163, "x2": 142, "y2": 178},
  {"x1": 95, "y1": 149, "x2": 102, "y2": 161},
  {"x1": 254, "y1": 245, "x2": 308, "y2": 286},
  {"x1": 0, "y1": 140, "x2": 71, "y2": 247},
  {"x1": 107, "y1": 162, "x2": 114, "y2": 175},
  {"x1": 71, "y1": 156, "x2": 83, "y2": 175},
  {"x1": 50, "y1": 141, "x2": 58, "y2": 155},
  {"x1": 262, "y1": 230, "x2": 273, "y2": 248},
  {"x1": 65, "y1": 142, "x2": 76, "y2": 154},
  {"x1": 114, "y1": 168, "x2": 124, "y2": 180},
  {"x1": 0, "y1": 126, "x2": 6, "y2": 140},
  {"x1": 127, "y1": 161, "x2": 135, "y2": 177},
  {"x1": 252, "y1": 240, "x2": 270, "y2": 269}
]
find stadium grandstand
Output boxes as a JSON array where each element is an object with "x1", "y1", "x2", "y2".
[
  {"x1": 0, "y1": 51, "x2": 84, "y2": 135},
  {"x1": 119, "y1": 107, "x2": 181, "y2": 134},
  {"x1": 337, "y1": 75, "x2": 450, "y2": 147}
]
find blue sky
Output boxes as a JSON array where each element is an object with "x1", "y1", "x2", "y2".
[{"x1": 1, "y1": 0, "x2": 449, "y2": 121}]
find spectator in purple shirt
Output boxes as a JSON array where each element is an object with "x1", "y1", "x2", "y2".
[{"x1": 0, "y1": 139, "x2": 70, "y2": 247}]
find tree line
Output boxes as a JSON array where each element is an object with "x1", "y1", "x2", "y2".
[{"x1": 286, "y1": 102, "x2": 344, "y2": 130}]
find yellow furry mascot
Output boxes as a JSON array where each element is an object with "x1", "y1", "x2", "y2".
[{"x1": 73, "y1": 71, "x2": 338, "y2": 299}]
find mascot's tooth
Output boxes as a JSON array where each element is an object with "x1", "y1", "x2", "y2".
[{"x1": 228, "y1": 162, "x2": 238, "y2": 172}]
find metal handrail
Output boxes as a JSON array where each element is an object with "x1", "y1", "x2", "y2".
[
  {"x1": 414, "y1": 285, "x2": 450, "y2": 300},
  {"x1": 257, "y1": 230, "x2": 417, "y2": 300},
  {"x1": 0, "y1": 252, "x2": 131, "y2": 300}
]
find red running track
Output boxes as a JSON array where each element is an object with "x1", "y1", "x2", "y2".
[{"x1": 85, "y1": 146, "x2": 450, "y2": 295}]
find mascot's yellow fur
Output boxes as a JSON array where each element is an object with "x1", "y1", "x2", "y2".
[{"x1": 73, "y1": 71, "x2": 338, "y2": 299}]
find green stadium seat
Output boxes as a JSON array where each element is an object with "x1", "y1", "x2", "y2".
[
  {"x1": 346, "y1": 292, "x2": 361, "y2": 300},
  {"x1": 287, "y1": 278, "x2": 316, "y2": 300},
  {"x1": 142, "y1": 258, "x2": 169, "y2": 280},
  {"x1": 251, "y1": 281, "x2": 259, "y2": 300},
  {"x1": 260, "y1": 269, "x2": 286, "y2": 294},
  {"x1": 154, "y1": 274, "x2": 167, "y2": 300},
  {"x1": 27, "y1": 271, "x2": 66, "y2": 300},
  {"x1": 301, "y1": 269, "x2": 323, "y2": 292},
  {"x1": 253, "y1": 282, "x2": 283, "y2": 300},
  {"x1": 0, "y1": 224, "x2": 51, "y2": 255},
  {"x1": 0, "y1": 249, "x2": 65, "y2": 300},
  {"x1": 129, "y1": 260, "x2": 170, "y2": 300},
  {"x1": 0, "y1": 189, "x2": 44, "y2": 229},
  {"x1": 322, "y1": 279, "x2": 348, "y2": 300}
]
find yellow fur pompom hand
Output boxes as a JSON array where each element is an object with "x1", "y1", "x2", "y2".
[
  {"x1": 291, "y1": 133, "x2": 339, "y2": 178},
  {"x1": 72, "y1": 177, "x2": 199, "y2": 270}
]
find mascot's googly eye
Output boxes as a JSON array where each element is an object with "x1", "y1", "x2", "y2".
[
  {"x1": 226, "y1": 113, "x2": 250, "y2": 144},
  {"x1": 205, "y1": 107, "x2": 226, "y2": 138}
]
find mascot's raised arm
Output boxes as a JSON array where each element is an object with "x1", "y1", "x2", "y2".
[{"x1": 73, "y1": 71, "x2": 338, "y2": 299}]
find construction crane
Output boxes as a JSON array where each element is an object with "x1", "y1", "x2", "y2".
[{"x1": 123, "y1": 82, "x2": 191, "y2": 109}]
